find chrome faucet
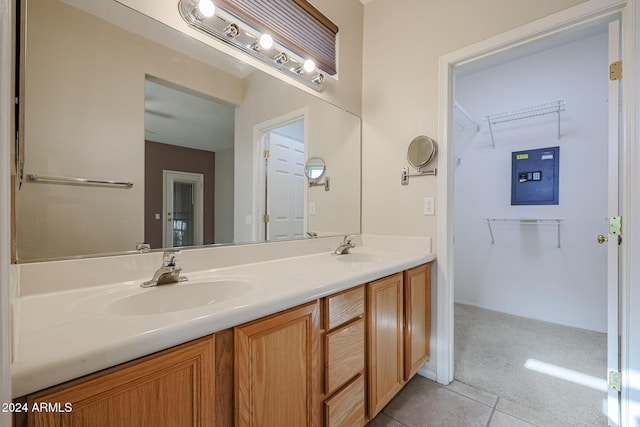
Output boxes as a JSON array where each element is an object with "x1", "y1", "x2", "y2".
[
  {"x1": 141, "y1": 249, "x2": 187, "y2": 288},
  {"x1": 333, "y1": 235, "x2": 355, "y2": 255}
]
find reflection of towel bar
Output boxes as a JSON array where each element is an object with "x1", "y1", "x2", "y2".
[{"x1": 27, "y1": 174, "x2": 133, "y2": 189}]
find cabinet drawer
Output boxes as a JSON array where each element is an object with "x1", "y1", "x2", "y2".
[
  {"x1": 325, "y1": 318, "x2": 365, "y2": 395},
  {"x1": 324, "y1": 374, "x2": 366, "y2": 427},
  {"x1": 324, "y1": 285, "x2": 364, "y2": 330}
]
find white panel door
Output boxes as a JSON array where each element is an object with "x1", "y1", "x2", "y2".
[{"x1": 266, "y1": 132, "x2": 304, "y2": 240}]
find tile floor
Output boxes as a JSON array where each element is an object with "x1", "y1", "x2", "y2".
[{"x1": 368, "y1": 376, "x2": 576, "y2": 427}]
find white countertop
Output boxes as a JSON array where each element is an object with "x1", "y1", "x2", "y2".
[{"x1": 11, "y1": 237, "x2": 434, "y2": 398}]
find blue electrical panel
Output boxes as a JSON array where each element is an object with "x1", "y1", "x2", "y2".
[{"x1": 511, "y1": 146, "x2": 559, "y2": 205}]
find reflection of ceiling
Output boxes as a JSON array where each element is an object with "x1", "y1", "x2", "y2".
[
  {"x1": 272, "y1": 120, "x2": 304, "y2": 141},
  {"x1": 145, "y1": 79, "x2": 235, "y2": 152},
  {"x1": 63, "y1": 0, "x2": 255, "y2": 78}
]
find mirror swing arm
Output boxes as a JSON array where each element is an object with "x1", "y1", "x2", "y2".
[
  {"x1": 309, "y1": 176, "x2": 329, "y2": 191},
  {"x1": 401, "y1": 135, "x2": 438, "y2": 185},
  {"x1": 401, "y1": 166, "x2": 437, "y2": 186}
]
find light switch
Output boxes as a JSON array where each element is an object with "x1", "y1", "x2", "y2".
[
  {"x1": 245, "y1": 215, "x2": 252, "y2": 225},
  {"x1": 309, "y1": 201, "x2": 316, "y2": 215},
  {"x1": 155, "y1": 213, "x2": 160, "y2": 220},
  {"x1": 424, "y1": 197, "x2": 435, "y2": 216}
]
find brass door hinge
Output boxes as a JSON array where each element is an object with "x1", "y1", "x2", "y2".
[
  {"x1": 263, "y1": 214, "x2": 270, "y2": 223},
  {"x1": 609, "y1": 216, "x2": 622, "y2": 235},
  {"x1": 609, "y1": 216, "x2": 622, "y2": 245},
  {"x1": 609, "y1": 370, "x2": 621, "y2": 392},
  {"x1": 610, "y1": 61, "x2": 622, "y2": 81},
  {"x1": 264, "y1": 150, "x2": 270, "y2": 159}
]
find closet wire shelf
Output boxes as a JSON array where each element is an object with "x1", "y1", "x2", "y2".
[
  {"x1": 484, "y1": 218, "x2": 566, "y2": 248},
  {"x1": 484, "y1": 99, "x2": 566, "y2": 148}
]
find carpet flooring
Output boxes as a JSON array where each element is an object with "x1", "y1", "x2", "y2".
[{"x1": 454, "y1": 303, "x2": 608, "y2": 427}]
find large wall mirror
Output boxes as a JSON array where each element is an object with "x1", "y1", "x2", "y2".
[{"x1": 15, "y1": 0, "x2": 361, "y2": 262}]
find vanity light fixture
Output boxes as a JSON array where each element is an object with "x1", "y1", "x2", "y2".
[
  {"x1": 178, "y1": 0, "x2": 326, "y2": 91},
  {"x1": 249, "y1": 41, "x2": 261, "y2": 52},
  {"x1": 274, "y1": 52, "x2": 289, "y2": 65},
  {"x1": 224, "y1": 23, "x2": 239, "y2": 38}
]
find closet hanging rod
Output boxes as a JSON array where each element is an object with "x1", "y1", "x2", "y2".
[
  {"x1": 484, "y1": 99, "x2": 566, "y2": 147},
  {"x1": 27, "y1": 174, "x2": 133, "y2": 189}
]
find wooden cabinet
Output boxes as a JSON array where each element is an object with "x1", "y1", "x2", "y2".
[
  {"x1": 367, "y1": 263, "x2": 432, "y2": 419},
  {"x1": 322, "y1": 285, "x2": 366, "y2": 427},
  {"x1": 19, "y1": 335, "x2": 216, "y2": 427},
  {"x1": 404, "y1": 263, "x2": 431, "y2": 380},
  {"x1": 235, "y1": 302, "x2": 320, "y2": 427},
  {"x1": 367, "y1": 273, "x2": 404, "y2": 419}
]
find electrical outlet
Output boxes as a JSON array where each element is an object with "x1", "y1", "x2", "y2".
[
  {"x1": 245, "y1": 215, "x2": 252, "y2": 225},
  {"x1": 424, "y1": 197, "x2": 435, "y2": 216}
]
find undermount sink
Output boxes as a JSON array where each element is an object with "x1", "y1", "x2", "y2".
[
  {"x1": 106, "y1": 280, "x2": 252, "y2": 316},
  {"x1": 335, "y1": 252, "x2": 382, "y2": 263}
]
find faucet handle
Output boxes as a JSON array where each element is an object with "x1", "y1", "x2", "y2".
[
  {"x1": 343, "y1": 234, "x2": 354, "y2": 244},
  {"x1": 136, "y1": 242, "x2": 151, "y2": 253},
  {"x1": 163, "y1": 249, "x2": 181, "y2": 267}
]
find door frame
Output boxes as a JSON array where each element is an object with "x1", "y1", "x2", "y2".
[
  {"x1": 436, "y1": 1, "x2": 638, "y2": 425},
  {"x1": 607, "y1": 18, "x2": 622, "y2": 424},
  {"x1": 252, "y1": 107, "x2": 308, "y2": 242},
  {"x1": 0, "y1": 0, "x2": 14, "y2": 419},
  {"x1": 162, "y1": 170, "x2": 204, "y2": 248}
]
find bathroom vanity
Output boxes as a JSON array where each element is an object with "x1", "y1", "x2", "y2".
[{"x1": 11, "y1": 236, "x2": 434, "y2": 426}]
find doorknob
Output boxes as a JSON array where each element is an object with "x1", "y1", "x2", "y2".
[{"x1": 597, "y1": 234, "x2": 608, "y2": 244}]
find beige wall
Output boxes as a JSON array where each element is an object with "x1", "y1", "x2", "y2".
[
  {"x1": 361, "y1": 0, "x2": 588, "y2": 244},
  {"x1": 17, "y1": 0, "x2": 242, "y2": 260}
]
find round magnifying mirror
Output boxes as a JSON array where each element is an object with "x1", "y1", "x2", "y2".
[
  {"x1": 304, "y1": 157, "x2": 326, "y2": 180},
  {"x1": 407, "y1": 135, "x2": 437, "y2": 170}
]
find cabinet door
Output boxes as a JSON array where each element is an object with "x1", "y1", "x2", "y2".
[
  {"x1": 235, "y1": 302, "x2": 320, "y2": 427},
  {"x1": 26, "y1": 335, "x2": 215, "y2": 427},
  {"x1": 367, "y1": 273, "x2": 404, "y2": 419},
  {"x1": 404, "y1": 263, "x2": 431, "y2": 381}
]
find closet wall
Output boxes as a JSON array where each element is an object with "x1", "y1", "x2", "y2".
[{"x1": 454, "y1": 31, "x2": 609, "y2": 332}]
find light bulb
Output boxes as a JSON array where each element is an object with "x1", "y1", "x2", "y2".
[
  {"x1": 303, "y1": 59, "x2": 316, "y2": 73},
  {"x1": 259, "y1": 34, "x2": 274, "y2": 50},
  {"x1": 197, "y1": 0, "x2": 215, "y2": 18}
]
